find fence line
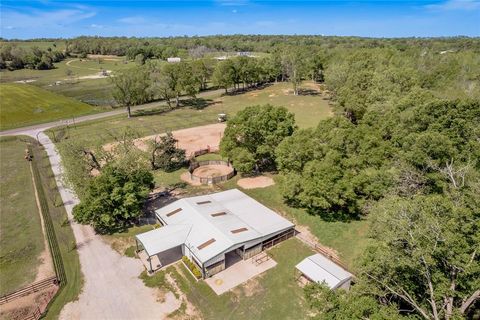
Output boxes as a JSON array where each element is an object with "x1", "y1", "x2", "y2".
[
  {"x1": 0, "y1": 277, "x2": 57, "y2": 305},
  {"x1": 295, "y1": 232, "x2": 351, "y2": 272},
  {"x1": 29, "y1": 144, "x2": 67, "y2": 286}
]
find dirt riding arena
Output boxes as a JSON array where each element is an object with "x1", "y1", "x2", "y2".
[
  {"x1": 181, "y1": 163, "x2": 234, "y2": 186},
  {"x1": 195, "y1": 164, "x2": 232, "y2": 177},
  {"x1": 104, "y1": 123, "x2": 226, "y2": 157}
]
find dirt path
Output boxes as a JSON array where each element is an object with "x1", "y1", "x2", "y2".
[
  {"x1": 33, "y1": 132, "x2": 182, "y2": 319},
  {"x1": 29, "y1": 163, "x2": 55, "y2": 282}
]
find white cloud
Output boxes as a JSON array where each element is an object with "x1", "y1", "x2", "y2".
[
  {"x1": 426, "y1": 0, "x2": 480, "y2": 11},
  {"x1": 1, "y1": 7, "x2": 96, "y2": 29},
  {"x1": 117, "y1": 16, "x2": 147, "y2": 24},
  {"x1": 215, "y1": 0, "x2": 249, "y2": 6}
]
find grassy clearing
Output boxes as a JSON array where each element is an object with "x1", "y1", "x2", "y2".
[
  {"x1": 28, "y1": 139, "x2": 82, "y2": 320},
  {"x1": 160, "y1": 238, "x2": 313, "y2": 320},
  {"x1": 0, "y1": 83, "x2": 98, "y2": 130},
  {"x1": 47, "y1": 81, "x2": 331, "y2": 148},
  {"x1": 0, "y1": 136, "x2": 44, "y2": 295}
]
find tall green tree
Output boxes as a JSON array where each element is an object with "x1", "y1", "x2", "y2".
[
  {"x1": 220, "y1": 104, "x2": 296, "y2": 173},
  {"x1": 110, "y1": 67, "x2": 152, "y2": 118},
  {"x1": 358, "y1": 194, "x2": 479, "y2": 320},
  {"x1": 73, "y1": 165, "x2": 154, "y2": 233}
]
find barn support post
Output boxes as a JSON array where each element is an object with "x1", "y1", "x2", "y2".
[{"x1": 148, "y1": 256, "x2": 153, "y2": 274}]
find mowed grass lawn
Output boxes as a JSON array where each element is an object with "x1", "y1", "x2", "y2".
[
  {"x1": 0, "y1": 136, "x2": 44, "y2": 295},
  {"x1": 147, "y1": 238, "x2": 314, "y2": 320},
  {"x1": 48, "y1": 81, "x2": 331, "y2": 147},
  {"x1": 0, "y1": 83, "x2": 97, "y2": 130}
]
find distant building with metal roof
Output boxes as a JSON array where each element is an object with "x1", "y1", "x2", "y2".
[
  {"x1": 136, "y1": 189, "x2": 295, "y2": 277},
  {"x1": 296, "y1": 254, "x2": 353, "y2": 290}
]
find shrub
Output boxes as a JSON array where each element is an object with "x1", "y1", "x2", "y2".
[{"x1": 182, "y1": 256, "x2": 202, "y2": 279}]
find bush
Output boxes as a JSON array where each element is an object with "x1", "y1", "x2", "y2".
[{"x1": 182, "y1": 256, "x2": 202, "y2": 279}]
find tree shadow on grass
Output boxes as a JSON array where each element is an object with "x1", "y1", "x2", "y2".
[
  {"x1": 132, "y1": 105, "x2": 172, "y2": 117},
  {"x1": 180, "y1": 98, "x2": 218, "y2": 110},
  {"x1": 224, "y1": 82, "x2": 273, "y2": 96},
  {"x1": 297, "y1": 88, "x2": 320, "y2": 96}
]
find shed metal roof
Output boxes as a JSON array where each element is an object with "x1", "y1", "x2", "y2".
[
  {"x1": 296, "y1": 254, "x2": 353, "y2": 289},
  {"x1": 136, "y1": 225, "x2": 191, "y2": 257}
]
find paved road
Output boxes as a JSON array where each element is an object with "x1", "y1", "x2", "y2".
[{"x1": 0, "y1": 88, "x2": 224, "y2": 136}]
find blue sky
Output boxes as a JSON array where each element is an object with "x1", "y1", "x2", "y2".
[{"x1": 0, "y1": 0, "x2": 479, "y2": 39}]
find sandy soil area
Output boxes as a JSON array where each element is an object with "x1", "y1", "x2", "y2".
[
  {"x1": 0, "y1": 286, "x2": 57, "y2": 320},
  {"x1": 14, "y1": 79, "x2": 36, "y2": 84},
  {"x1": 193, "y1": 164, "x2": 233, "y2": 178},
  {"x1": 104, "y1": 123, "x2": 226, "y2": 157},
  {"x1": 237, "y1": 176, "x2": 275, "y2": 189}
]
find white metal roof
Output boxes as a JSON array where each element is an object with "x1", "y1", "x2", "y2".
[
  {"x1": 136, "y1": 225, "x2": 191, "y2": 257},
  {"x1": 138, "y1": 189, "x2": 294, "y2": 264},
  {"x1": 296, "y1": 254, "x2": 353, "y2": 289}
]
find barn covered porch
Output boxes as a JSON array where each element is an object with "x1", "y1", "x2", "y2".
[{"x1": 135, "y1": 225, "x2": 191, "y2": 273}]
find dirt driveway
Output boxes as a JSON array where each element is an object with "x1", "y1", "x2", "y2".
[{"x1": 37, "y1": 132, "x2": 182, "y2": 320}]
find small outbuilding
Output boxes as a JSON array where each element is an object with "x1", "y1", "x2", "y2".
[{"x1": 296, "y1": 254, "x2": 353, "y2": 290}]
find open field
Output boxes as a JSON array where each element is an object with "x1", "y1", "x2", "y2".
[
  {"x1": 48, "y1": 81, "x2": 331, "y2": 148},
  {"x1": 0, "y1": 41, "x2": 67, "y2": 51},
  {"x1": 0, "y1": 136, "x2": 44, "y2": 295},
  {"x1": 0, "y1": 83, "x2": 99, "y2": 130},
  {"x1": 149, "y1": 238, "x2": 313, "y2": 320},
  {"x1": 0, "y1": 57, "x2": 134, "y2": 107}
]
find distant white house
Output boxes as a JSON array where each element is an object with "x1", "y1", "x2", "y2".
[
  {"x1": 135, "y1": 189, "x2": 295, "y2": 277},
  {"x1": 167, "y1": 57, "x2": 181, "y2": 63},
  {"x1": 296, "y1": 254, "x2": 353, "y2": 290}
]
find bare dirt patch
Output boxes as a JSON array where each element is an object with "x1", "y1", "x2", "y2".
[
  {"x1": 237, "y1": 176, "x2": 275, "y2": 189},
  {"x1": 194, "y1": 164, "x2": 232, "y2": 178},
  {"x1": 0, "y1": 286, "x2": 57, "y2": 320},
  {"x1": 104, "y1": 123, "x2": 226, "y2": 157},
  {"x1": 295, "y1": 224, "x2": 340, "y2": 260}
]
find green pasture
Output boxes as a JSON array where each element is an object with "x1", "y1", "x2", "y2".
[
  {"x1": 0, "y1": 83, "x2": 99, "y2": 130},
  {"x1": 47, "y1": 81, "x2": 332, "y2": 147},
  {"x1": 0, "y1": 136, "x2": 44, "y2": 295}
]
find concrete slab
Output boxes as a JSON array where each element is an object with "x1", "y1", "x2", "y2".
[
  {"x1": 138, "y1": 246, "x2": 182, "y2": 273},
  {"x1": 205, "y1": 255, "x2": 277, "y2": 295}
]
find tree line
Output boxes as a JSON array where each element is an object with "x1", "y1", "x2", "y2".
[
  {"x1": 218, "y1": 44, "x2": 479, "y2": 319},
  {"x1": 0, "y1": 43, "x2": 65, "y2": 70}
]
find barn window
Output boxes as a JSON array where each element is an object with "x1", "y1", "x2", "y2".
[
  {"x1": 231, "y1": 227, "x2": 248, "y2": 234},
  {"x1": 198, "y1": 238, "x2": 216, "y2": 250},
  {"x1": 211, "y1": 212, "x2": 226, "y2": 217},
  {"x1": 166, "y1": 208, "x2": 182, "y2": 217}
]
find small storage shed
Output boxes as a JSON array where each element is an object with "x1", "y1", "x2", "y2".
[{"x1": 296, "y1": 254, "x2": 353, "y2": 290}]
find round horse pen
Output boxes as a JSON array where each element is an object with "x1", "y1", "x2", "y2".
[{"x1": 189, "y1": 160, "x2": 235, "y2": 185}]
